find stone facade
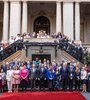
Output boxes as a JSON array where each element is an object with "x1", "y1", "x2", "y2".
[{"x1": 0, "y1": 0, "x2": 90, "y2": 45}]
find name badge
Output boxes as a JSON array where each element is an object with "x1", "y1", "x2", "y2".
[
  {"x1": 70, "y1": 74, "x2": 72, "y2": 77},
  {"x1": 70, "y1": 74, "x2": 73, "y2": 79}
]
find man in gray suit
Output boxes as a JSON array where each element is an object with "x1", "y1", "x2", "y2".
[{"x1": 30, "y1": 64, "x2": 36, "y2": 91}]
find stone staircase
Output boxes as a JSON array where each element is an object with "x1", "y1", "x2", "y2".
[
  {"x1": 0, "y1": 50, "x2": 22, "y2": 66},
  {"x1": 0, "y1": 48, "x2": 84, "y2": 66},
  {"x1": 0, "y1": 38, "x2": 85, "y2": 66},
  {"x1": 55, "y1": 49, "x2": 84, "y2": 66}
]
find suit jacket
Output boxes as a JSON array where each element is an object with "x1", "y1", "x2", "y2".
[
  {"x1": 35, "y1": 68, "x2": 40, "y2": 79},
  {"x1": 60, "y1": 67, "x2": 68, "y2": 79},
  {"x1": 30, "y1": 68, "x2": 36, "y2": 79},
  {"x1": 47, "y1": 69, "x2": 55, "y2": 79},
  {"x1": 68, "y1": 67, "x2": 75, "y2": 79},
  {"x1": 40, "y1": 68, "x2": 47, "y2": 79}
]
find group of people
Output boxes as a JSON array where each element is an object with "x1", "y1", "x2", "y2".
[
  {"x1": 0, "y1": 31, "x2": 65, "y2": 51},
  {"x1": 14, "y1": 31, "x2": 88, "y2": 61},
  {"x1": 0, "y1": 30, "x2": 88, "y2": 52},
  {"x1": 0, "y1": 31, "x2": 89, "y2": 93},
  {"x1": 17, "y1": 31, "x2": 70, "y2": 40},
  {"x1": 13, "y1": 31, "x2": 88, "y2": 58},
  {"x1": 58, "y1": 37, "x2": 87, "y2": 63},
  {"x1": 0, "y1": 58, "x2": 90, "y2": 93},
  {"x1": 0, "y1": 31, "x2": 88, "y2": 61}
]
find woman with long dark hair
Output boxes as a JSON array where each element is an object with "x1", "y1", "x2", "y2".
[{"x1": 13, "y1": 66, "x2": 20, "y2": 92}]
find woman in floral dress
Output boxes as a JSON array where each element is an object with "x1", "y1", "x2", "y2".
[{"x1": 13, "y1": 66, "x2": 20, "y2": 92}]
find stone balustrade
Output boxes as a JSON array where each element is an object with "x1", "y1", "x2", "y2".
[{"x1": 24, "y1": 38, "x2": 59, "y2": 43}]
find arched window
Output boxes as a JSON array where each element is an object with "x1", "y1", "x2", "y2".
[{"x1": 34, "y1": 16, "x2": 50, "y2": 34}]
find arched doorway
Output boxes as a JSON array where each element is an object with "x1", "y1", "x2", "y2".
[{"x1": 34, "y1": 16, "x2": 50, "y2": 34}]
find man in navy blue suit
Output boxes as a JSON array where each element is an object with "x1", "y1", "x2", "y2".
[
  {"x1": 39, "y1": 64, "x2": 47, "y2": 91},
  {"x1": 68, "y1": 63, "x2": 75, "y2": 91},
  {"x1": 60, "y1": 62, "x2": 68, "y2": 91}
]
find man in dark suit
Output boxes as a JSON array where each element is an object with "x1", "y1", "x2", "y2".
[
  {"x1": 35, "y1": 66, "x2": 40, "y2": 90},
  {"x1": 30, "y1": 64, "x2": 36, "y2": 91},
  {"x1": 60, "y1": 62, "x2": 68, "y2": 91},
  {"x1": 39, "y1": 64, "x2": 47, "y2": 91},
  {"x1": 68, "y1": 63, "x2": 75, "y2": 91}
]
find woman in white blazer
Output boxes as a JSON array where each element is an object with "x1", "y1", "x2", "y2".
[{"x1": 6, "y1": 66, "x2": 13, "y2": 92}]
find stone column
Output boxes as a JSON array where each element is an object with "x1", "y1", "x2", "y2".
[
  {"x1": 75, "y1": 2, "x2": 80, "y2": 41},
  {"x1": 9, "y1": 2, "x2": 21, "y2": 40},
  {"x1": 63, "y1": 2, "x2": 74, "y2": 40},
  {"x1": 22, "y1": 1, "x2": 28, "y2": 34},
  {"x1": 56, "y1": 2, "x2": 61, "y2": 33},
  {"x1": 3, "y1": 1, "x2": 9, "y2": 42}
]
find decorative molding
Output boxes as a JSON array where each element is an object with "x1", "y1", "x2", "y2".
[{"x1": 1, "y1": 0, "x2": 90, "y2": 2}]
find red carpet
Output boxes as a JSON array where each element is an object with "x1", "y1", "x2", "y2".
[{"x1": 0, "y1": 92, "x2": 86, "y2": 100}]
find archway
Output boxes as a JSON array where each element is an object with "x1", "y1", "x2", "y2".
[{"x1": 34, "y1": 16, "x2": 50, "y2": 34}]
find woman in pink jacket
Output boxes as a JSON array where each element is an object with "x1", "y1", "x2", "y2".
[{"x1": 20, "y1": 64, "x2": 29, "y2": 92}]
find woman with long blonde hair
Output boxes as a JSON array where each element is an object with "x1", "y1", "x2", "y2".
[
  {"x1": 81, "y1": 67, "x2": 87, "y2": 92},
  {"x1": 75, "y1": 66, "x2": 81, "y2": 91}
]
